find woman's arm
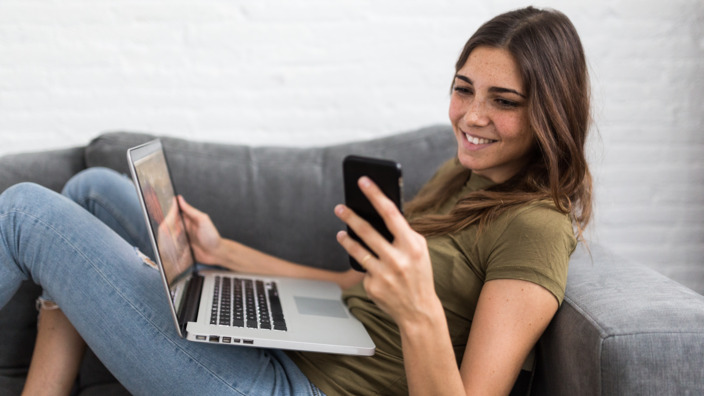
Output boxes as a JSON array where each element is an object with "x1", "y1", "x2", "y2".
[
  {"x1": 177, "y1": 196, "x2": 364, "y2": 290},
  {"x1": 22, "y1": 308, "x2": 86, "y2": 396},
  {"x1": 335, "y1": 176, "x2": 559, "y2": 395},
  {"x1": 458, "y1": 279, "x2": 557, "y2": 394},
  {"x1": 210, "y1": 238, "x2": 364, "y2": 290},
  {"x1": 393, "y1": 279, "x2": 557, "y2": 395}
]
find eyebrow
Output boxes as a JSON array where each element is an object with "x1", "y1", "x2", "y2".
[{"x1": 454, "y1": 74, "x2": 526, "y2": 98}]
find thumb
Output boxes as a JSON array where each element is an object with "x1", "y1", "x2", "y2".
[{"x1": 178, "y1": 195, "x2": 198, "y2": 217}]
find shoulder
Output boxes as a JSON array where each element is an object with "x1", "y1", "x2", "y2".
[
  {"x1": 480, "y1": 201, "x2": 577, "y2": 304},
  {"x1": 494, "y1": 201, "x2": 575, "y2": 248}
]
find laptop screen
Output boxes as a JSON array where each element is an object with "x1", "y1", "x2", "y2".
[{"x1": 130, "y1": 143, "x2": 195, "y2": 295}]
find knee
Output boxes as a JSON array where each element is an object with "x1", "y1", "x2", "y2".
[
  {"x1": 0, "y1": 182, "x2": 53, "y2": 212},
  {"x1": 62, "y1": 167, "x2": 125, "y2": 206}
]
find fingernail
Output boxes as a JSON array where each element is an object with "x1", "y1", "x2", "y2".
[
  {"x1": 334, "y1": 204, "x2": 345, "y2": 216},
  {"x1": 359, "y1": 176, "x2": 371, "y2": 187}
]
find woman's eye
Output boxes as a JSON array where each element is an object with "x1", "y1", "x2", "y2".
[
  {"x1": 453, "y1": 86, "x2": 473, "y2": 95},
  {"x1": 496, "y1": 98, "x2": 519, "y2": 108}
]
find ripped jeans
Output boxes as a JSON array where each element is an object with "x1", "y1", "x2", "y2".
[{"x1": 0, "y1": 168, "x2": 323, "y2": 396}]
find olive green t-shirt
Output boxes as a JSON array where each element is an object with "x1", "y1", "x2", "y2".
[{"x1": 287, "y1": 159, "x2": 576, "y2": 396}]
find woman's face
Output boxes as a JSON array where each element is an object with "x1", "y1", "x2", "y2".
[{"x1": 449, "y1": 46, "x2": 534, "y2": 184}]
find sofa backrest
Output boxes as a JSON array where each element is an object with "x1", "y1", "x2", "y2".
[{"x1": 85, "y1": 126, "x2": 456, "y2": 271}]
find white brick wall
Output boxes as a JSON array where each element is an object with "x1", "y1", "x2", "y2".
[{"x1": 1, "y1": 0, "x2": 703, "y2": 291}]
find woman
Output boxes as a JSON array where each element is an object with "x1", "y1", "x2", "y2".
[{"x1": 1, "y1": 6, "x2": 591, "y2": 395}]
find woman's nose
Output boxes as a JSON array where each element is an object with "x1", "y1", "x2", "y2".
[{"x1": 464, "y1": 99, "x2": 490, "y2": 127}]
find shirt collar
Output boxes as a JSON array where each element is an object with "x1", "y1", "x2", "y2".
[{"x1": 466, "y1": 171, "x2": 496, "y2": 191}]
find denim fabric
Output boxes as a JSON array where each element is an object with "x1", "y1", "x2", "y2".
[
  {"x1": 37, "y1": 168, "x2": 155, "y2": 303},
  {"x1": 0, "y1": 168, "x2": 324, "y2": 396}
]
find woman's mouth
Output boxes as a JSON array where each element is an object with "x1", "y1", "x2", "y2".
[{"x1": 464, "y1": 133, "x2": 497, "y2": 145}]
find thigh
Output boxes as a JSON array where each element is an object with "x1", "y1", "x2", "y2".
[
  {"x1": 62, "y1": 167, "x2": 154, "y2": 258},
  {"x1": 0, "y1": 184, "x2": 318, "y2": 396}
]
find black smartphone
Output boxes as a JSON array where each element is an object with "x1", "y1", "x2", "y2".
[{"x1": 343, "y1": 155, "x2": 403, "y2": 272}]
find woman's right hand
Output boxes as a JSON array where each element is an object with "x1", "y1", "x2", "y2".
[
  {"x1": 177, "y1": 195, "x2": 224, "y2": 266},
  {"x1": 334, "y1": 176, "x2": 440, "y2": 328}
]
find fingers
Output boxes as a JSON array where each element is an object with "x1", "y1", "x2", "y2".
[
  {"x1": 176, "y1": 195, "x2": 221, "y2": 239},
  {"x1": 356, "y1": 177, "x2": 406, "y2": 237},
  {"x1": 335, "y1": 176, "x2": 407, "y2": 256},
  {"x1": 178, "y1": 195, "x2": 207, "y2": 223},
  {"x1": 335, "y1": 204, "x2": 393, "y2": 262},
  {"x1": 336, "y1": 230, "x2": 378, "y2": 273},
  {"x1": 177, "y1": 195, "x2": 195, "y2": 217},
  {"x1": 163, "y1": 197, "x2": 180, "y2": 226},
  {"x1": 177, "y1": 196, "x2": 207, "y2": 237},
  {"x1": 336, "y1": 176, "x2": 428, "y2": 270}
]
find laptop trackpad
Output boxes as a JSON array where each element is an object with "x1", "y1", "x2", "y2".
[{"x1": 294, "y1": 296, "x2": 349, "y2": 319}]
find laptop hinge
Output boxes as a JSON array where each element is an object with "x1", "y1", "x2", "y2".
[{"x1": 178, "y1": 274, "x2": 204, "y2": 334}]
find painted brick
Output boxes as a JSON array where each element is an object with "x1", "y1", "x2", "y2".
[{"x1": 0, "y1": 0, "x2": 702, "y2": 289}]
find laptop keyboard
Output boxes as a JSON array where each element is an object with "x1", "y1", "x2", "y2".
[{"x1": 210, "y1": 276, "x2": 287, "y2": 331}]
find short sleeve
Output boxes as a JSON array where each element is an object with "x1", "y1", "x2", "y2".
[{"x1": 485, "y1": 204, "x2": 577, "y2": 305}]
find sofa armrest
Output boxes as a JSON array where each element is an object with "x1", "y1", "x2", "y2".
[
  {"x1": 0, "y1": 147, "x2": 86, "y2": 193},
  {"x1": 532, "y1": 243, "x2": 704, "y2": 395}
]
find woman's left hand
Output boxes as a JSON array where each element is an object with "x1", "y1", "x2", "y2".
[
  {"x1": 335, "y1": 176, "x2": 441, "y2": 327},
  {"x1": 178, "y1": 195, "x2": 224, "y2": 266}
]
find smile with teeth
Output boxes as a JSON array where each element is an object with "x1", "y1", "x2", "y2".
[{"x1": 465, "y1": 133, "x2": 497, "y2": 145}]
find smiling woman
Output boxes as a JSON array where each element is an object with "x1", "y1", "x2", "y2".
[
  {"x1": 406, "y1": 7, "x2": 592, "y2": 239},
  {"x1": 450, "y1": 46, "x2": 534, "y2": 184},
  {"x1": 330, "y1": 6, "x2": 593, "y2": 395}
]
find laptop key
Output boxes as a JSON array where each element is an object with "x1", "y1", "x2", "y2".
[
  {"x1": 211, "y1": 276, "x2": 221, "y2": 325},
  {"x1": 219, "y1": 277, "x2": 231, "y2": 325},
  {"x1": 267, "y1": 283, "x2": 287, "y2": 331},
  {"x1": 233, "y1": 278, "x2": 244, "y2": 327},
  {"x1": 256, "y1": 281, "x2": 272, "y2": 329},
  {"x1": 215, "y1": 277, "x2": 287, "y2": 331}
]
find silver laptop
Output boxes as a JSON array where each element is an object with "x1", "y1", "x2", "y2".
[{"x1": 127, "y1": 139, "x2": 375, "y2": 356}]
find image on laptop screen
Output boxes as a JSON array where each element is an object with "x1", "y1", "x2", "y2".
[{"x1": 133, "y1": 149, "x2": 194, "y2": 293}]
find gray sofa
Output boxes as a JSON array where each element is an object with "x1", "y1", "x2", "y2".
[{"x1": 1, "y1": 127, "x2": 703, "y2": 395}]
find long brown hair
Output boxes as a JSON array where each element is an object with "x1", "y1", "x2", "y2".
[{"x1": 407, "y1": 7, "x2": 592, "y2": 239}]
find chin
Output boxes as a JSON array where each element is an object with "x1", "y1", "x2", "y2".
[{"x1": 456, "y1": 151, "x2": 480, "y2": 172}]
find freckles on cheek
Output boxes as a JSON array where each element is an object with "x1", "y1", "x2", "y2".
[
  {"x1": 448, "y1": 99, "x2": 462, "y2": 122},
  {"x1": 495, "y1": 116, "x2": 524, "y2": 138}
]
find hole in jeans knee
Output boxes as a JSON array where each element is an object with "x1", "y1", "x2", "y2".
[{"x1": 135, "y1": 247, "x2": 158, "y2": 270}]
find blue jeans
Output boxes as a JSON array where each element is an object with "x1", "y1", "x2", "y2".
[{"x1": 0, "y1": 168, "x2": 324, "y2": 396}]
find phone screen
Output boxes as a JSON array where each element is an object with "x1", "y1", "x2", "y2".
[{"x1": 343, "y1": 155, "x2": 403, "y2": 272}]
